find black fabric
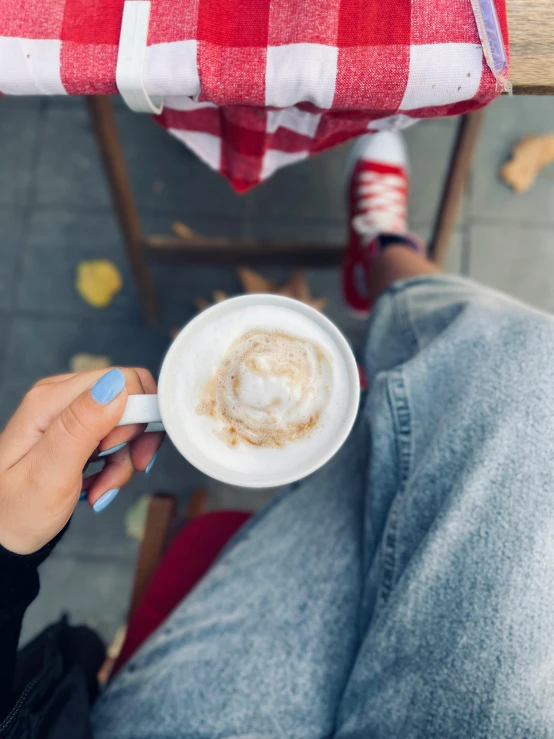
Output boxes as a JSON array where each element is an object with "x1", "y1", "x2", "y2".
[
  {"x1": 0, "y1": 523, "x2": 105, "y2": 738},
  {"x1": 0, "y1": 617, "x2": 105, "y2": 739},
  {"x1": 14, "y1": 619, "x2": 105, "y2": 707},
  {"x1": 0, "y1": 529, "x2": 67, "y2": 720}
]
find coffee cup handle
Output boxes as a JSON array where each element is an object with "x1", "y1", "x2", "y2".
[{"x1": 116, "y1": 394, "x2": 165, "y2": 433}]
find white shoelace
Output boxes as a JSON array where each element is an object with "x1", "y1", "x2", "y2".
[{"x1": 352, "y1": 170, "x2": 406, "y2": 236}]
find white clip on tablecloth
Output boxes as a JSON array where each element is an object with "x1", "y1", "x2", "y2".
[{"x1": 116, "y1": 1, "x2": 164, "y2": 113}]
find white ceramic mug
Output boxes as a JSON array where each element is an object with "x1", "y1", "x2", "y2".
[{"x1": 117, "y1": 294, "x2": 360, "y2": 487}]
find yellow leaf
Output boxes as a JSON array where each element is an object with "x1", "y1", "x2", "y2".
[
  {"x1": 69, "y1": 353, "x2": 111, "y2": 372},
  {"x1": 76, "y1": 260, "x2": 123, "y2": 308}
]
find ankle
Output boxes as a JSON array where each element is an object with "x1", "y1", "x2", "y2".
[
  {"x1": 368, "y1": 245, "x2": 441, "y2": 302},
  {"x1": 377, "y1": 232, "x2": 427, "y2": 255}
]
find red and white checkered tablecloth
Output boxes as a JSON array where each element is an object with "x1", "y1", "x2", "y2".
[{"x1": 0, "y1": 0, "x2": 509, "y2": 191}]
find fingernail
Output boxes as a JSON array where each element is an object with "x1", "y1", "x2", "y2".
[
  {"x1": 145, "y1": 450, "x2": 158, "y2": 475},
  {"x1": 93, "y1": 488, "x2": 119, "y2": 513},
  {"x1": 91, "y1": 369, "x2": 126, "y2": 405},
  {"x1": 98, "y1": 442, "x2": 127, "y2": 457},
  {"x1": 79, "y1": 491, "x2": 88, "y2": 501}
]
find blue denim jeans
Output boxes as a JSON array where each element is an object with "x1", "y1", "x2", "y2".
[{"x1": 94, "y1": 275, "x2": 554, "y2": 738}]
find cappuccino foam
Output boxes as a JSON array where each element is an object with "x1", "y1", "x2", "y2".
[
  {"x1": 166, "y1": 304, "x2": 352, "y2": 484},
  {"x1": 196, "y1": 329, "x2": 332, "y2": 448}
]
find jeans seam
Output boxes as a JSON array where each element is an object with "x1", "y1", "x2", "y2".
[
  {"x1": 375, "y1": 290, "x2": 418, "y2": 608},
  {"x1": 377, "y1": 368, "x2": 412, "y2": 606}
]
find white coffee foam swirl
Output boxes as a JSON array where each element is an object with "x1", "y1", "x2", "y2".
[{"x1": 196, "y1": 329, "x2": 332, "y2": 448}]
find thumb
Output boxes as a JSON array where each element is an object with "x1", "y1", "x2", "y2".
[{"x1": 31, "y1": 368, "x2": 128, "y2": 481}]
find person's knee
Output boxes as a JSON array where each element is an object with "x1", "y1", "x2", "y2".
[
  {"x1": 471, "y1": 302, "x2": 554, "y2": 399},
  {"x1": 395, "y1": 292, "x2": 554, "y2": 495},
  {"x1": 364, "y1": 276, "x2": 534, "y2": 379},
  {"x1": 407, "y1": 281, "x2": 554, "y2": 404}
]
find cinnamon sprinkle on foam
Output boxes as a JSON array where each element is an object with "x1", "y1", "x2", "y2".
[{"x1": 196, "y1": 329, "x2": 332, "y2": 448}]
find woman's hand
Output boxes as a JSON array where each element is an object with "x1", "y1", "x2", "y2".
[{"x1": 0, "y1": 367, "x2": 163, "y2": 555}]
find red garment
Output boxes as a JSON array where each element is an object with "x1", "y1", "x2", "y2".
[
  {"x1": 0, "y1": 0, "x2": 509, "y2": 190},
  {"x1": 113, "y1": 510, "x2": 251, "y2": 675}
]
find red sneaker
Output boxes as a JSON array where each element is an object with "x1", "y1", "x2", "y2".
[{"x1": 342, "y1": 131, "x2": 425, "y2": 316}]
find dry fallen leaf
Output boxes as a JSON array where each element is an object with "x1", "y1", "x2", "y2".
[
  {"x1": 307, "y1": 298, "x2": 328, "y2": 311},
  {"x1": 69, "y1": 353, "x2": 111, "y2": 373},
  {"x1": 193, "y1": 268, "x2": 327, "y2": 315},
  {"x1": 125, "y1": 494, "x2": 152, "y2": 542},
  {"x1": 266, "y1": 269, "x2": 327, "y2": 311},
  {"x1": 278, "y1": 270, "x2": 311, "y2": 302},
  {"x1": 96, "y1": 623, "x2": 128, "y2": 685},
  {"x1": 237, "y1": 267, "x2": 276, "y2": 294},
  {"x1": 172, "y1": 221, "x2": 196, "y2": 240},
  {"x1": 75, "y1": 260, "x2": 123, "y2": 308},
  {"x1": 501, "y1": 134, "x2": 554, "y2": 194},
  {"x1": 194, "y1": 297, "x2": 210, "y2": 311}
]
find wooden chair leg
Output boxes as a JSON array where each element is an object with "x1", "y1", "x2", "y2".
[
  {"x1": 99, "y1": 488, "x2": 210, "y2": 685},
  {"x1": 128, "y1": 493, "x2": 179, "y2": 620},
  {"x1": 184, "y1": 487, "x2": 209, "y2": 521},
  {"x1": 86, "y1": 95, "x2": 158, "y2": 325},
  {"x1": 429, "y1": 109, "x2": 484, "y2": 267},
  {"x1": 98, "y1": 492, "x2": 179, "y2": 684}
]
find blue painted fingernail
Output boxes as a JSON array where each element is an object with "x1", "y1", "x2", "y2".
[
  {"x1": 98, "y1": 442, "x2": 127, "y2": 457},
  {"x1": 93, "y1": 488, "x2": 120, "y2": 513},
  {"x1": 91, "y1": 369, "x2": 126, "y2": 405},
  {"x1": 79, "y1": 491, "x2": 88, "y2": 501},
  {"x1": 145, "y1": 450, "x2": 158, "y2": 475}
]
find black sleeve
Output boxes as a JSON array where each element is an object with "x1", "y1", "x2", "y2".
[{"x1": 0, "y1": 527, "x2": 67, "y2": 720}]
